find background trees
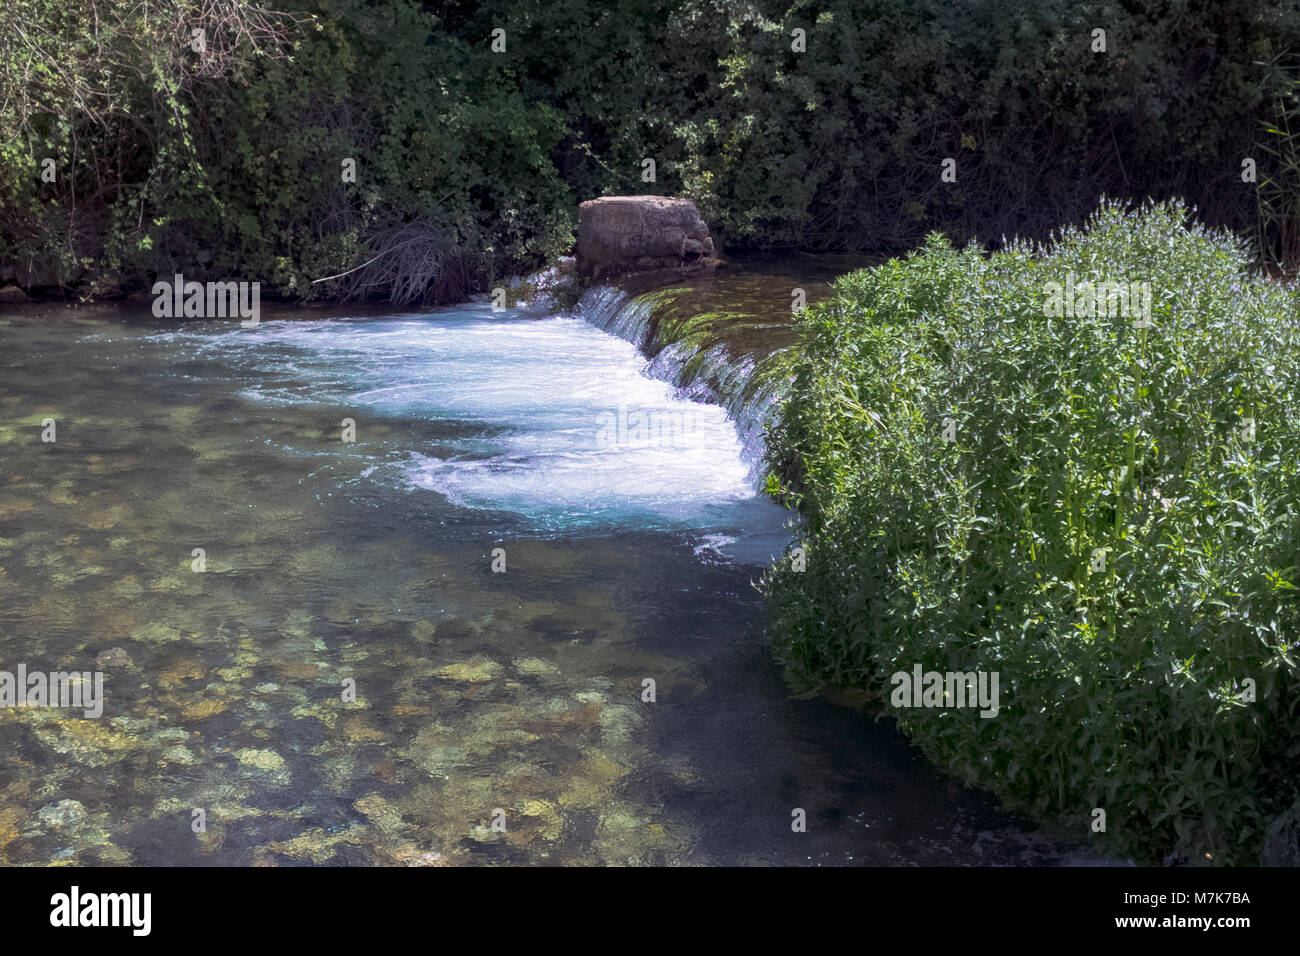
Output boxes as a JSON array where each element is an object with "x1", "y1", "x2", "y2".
[{"x1": 2, "y1": 0, "x2": 1298, "y2": 302}]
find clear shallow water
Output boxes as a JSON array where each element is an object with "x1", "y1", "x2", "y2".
[{"x1": 0, "y1": 304, "x2": 1103, "y2": 865}]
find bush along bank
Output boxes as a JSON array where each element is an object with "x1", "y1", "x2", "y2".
[{"x1": 762, "y1": 199, "x2": 1300, "y2": 865}]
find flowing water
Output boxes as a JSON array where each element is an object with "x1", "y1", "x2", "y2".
[{"x1": 0, "y1": 273, "x2": 1105, "y2": 865}]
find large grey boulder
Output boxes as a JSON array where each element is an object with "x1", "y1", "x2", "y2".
[{"x1": 576, "y1": 196, "x2": 716, "y2": 279}]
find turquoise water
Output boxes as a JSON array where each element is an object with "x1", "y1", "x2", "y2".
[{"x1": 0, "y1": 301, "x2": 1102, "y2": 865}]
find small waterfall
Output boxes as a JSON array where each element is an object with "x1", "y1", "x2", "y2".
[
  {"x1": 578, "y1": 285, "x2": 658, "y2": 348},
  {"x1": 150, "y1": 308, "x2": 779, "y2": 533},
  {"x1": 575, "y1": 284, "x2": 792, "y2": 482}
]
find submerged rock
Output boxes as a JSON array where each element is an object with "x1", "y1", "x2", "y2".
[
  {"x1": 512, "y1": 656, "x2": 561, "y2": 678},
  {"x1": 131, "y1": 621, "x2": 181, "y2": 645},
  {"x1": 233, "y1": 747, "x2": 292, "y2": 789},
  {"x1": 95, "y1": 647, "x2": 133, "y2": 669},
  {"x1": 38, "y1": 800, "x2": 86, "y2": 829},
  {"x1": 433, "y1": 658, "x2": 502, "y2": 683},
  {"x1": 235, "y1": 748, "x2": 286, "y2": 771},
  {"x1": 34, "y1": 718, "x2": 143, "y2": 766}
]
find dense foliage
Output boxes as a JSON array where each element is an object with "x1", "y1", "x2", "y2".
[
  {"x1": 763, "y1": 200, "x2": 1300, "y2": 864},
  {"x1": 0, "y1": 0, "x2": 577, "y2": 301},
  {"x1": 3, "y1": 0, "x2": 1300, "y2": 301}
]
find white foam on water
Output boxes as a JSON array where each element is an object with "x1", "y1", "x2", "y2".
[{"x1": 150, "y1": 307, "x2": 792, "y2": 548}]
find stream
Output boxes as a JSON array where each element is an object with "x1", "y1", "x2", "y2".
[{"x1": 0, "y1": 266, "x2": 1106, "y2": 865}]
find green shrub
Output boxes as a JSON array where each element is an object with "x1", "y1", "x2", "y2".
[
  {"x1": 5, "y1": 1, "x2": 1300, "y2": 294},
  {"x1": 0, "y1": 0, "x2": 577, "y2": 301},
  {"x1": 764, "y1": 199, "x2": 1300, "y2": 864}
]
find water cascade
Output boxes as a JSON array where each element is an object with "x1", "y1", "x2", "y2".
[{"x1": 575, "y1": 281, "x2": 799, "y2": 481}]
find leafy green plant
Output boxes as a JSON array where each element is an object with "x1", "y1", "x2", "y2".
[
  {"x1": 765, "y1": 199, "x2": 1300, "y2": 864},
  {"x1": 5, "y1": 0, "x2": 1300, "y2": 296}
]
